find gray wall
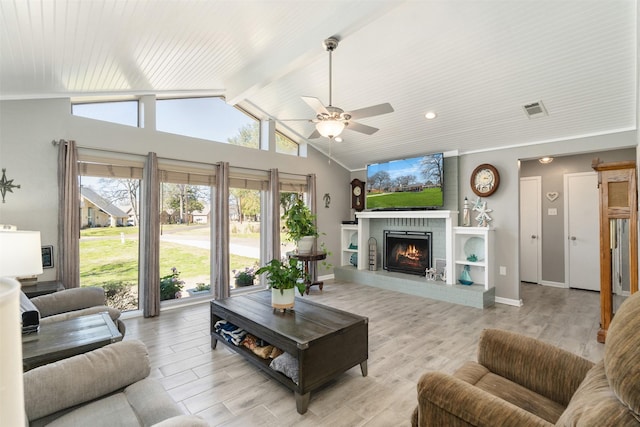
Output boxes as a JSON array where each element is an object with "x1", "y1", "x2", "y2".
[
  {"x1": 520, "y1": 148, "x2": 635, "y2": 283},
  {"x1": 352, "y1": 132, "x2": 637, "y2": 304},
  {"x1": 1, "y1": 97, "x2": 638, "y2": 304},
  {"x1": 0, "y1": 98, "x2": 351, "y2": 281}
]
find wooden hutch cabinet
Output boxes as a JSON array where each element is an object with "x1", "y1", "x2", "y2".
[{"x1": 592, "y1": 159, "x2": 638, "y2": 343}]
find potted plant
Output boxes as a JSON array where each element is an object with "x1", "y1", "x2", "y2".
[
  {"x1": 186, "y1": 282, "x2": 211, "y2": 296},
  {"x1": 283, "y1": 196, "x2": 318, "y2": 254},
  {"x1": 255, "y1": 258, "x2": 307, "y2": 310},
  {"x1": 233, "y1": 265, "x2": 257, "y2": 287}
]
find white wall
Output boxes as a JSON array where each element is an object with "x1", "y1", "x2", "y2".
[{"x1": 0, "y1": 98, "x2": 351, "y2": 281}]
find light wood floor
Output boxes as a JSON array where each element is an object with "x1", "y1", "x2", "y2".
[{"x1": 123, "y1": 281, "x2": 604, "y2": 427}]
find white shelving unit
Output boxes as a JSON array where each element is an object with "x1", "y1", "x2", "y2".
[
  {"x1": 453, "y1": 227, "x2": 494, "y2": 290},
  {"x1": 340, "y1": 224, "x2": 358, "y2": 266}
]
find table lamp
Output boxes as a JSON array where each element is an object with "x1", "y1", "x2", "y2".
[{"x1": 0, "y1": 229, "x2": 43, "y2": 427}]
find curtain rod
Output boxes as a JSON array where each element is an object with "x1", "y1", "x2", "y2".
[{"x1": 50, "y1": 139, "x2": 309, "y2": 178}]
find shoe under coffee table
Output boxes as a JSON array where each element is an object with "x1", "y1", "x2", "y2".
[
  {"x1": 22, "y1": 312, "x2": 123, "y2": 371},
  {"x1": 210, "y1": 291, "x2": 368, "y2": 414}
]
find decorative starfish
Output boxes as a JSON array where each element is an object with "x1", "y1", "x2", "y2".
[
  {"x1": 473, "y1": 199, "x2": 493, "y2": 227},
  {"x1": 0, "y1": 169, "x2": 21, "y2": 203}
]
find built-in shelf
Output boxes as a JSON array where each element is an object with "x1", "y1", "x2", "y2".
[
  {"x1": 340, "y1": 224, "x2": 358, "y2": 266},
  {"x1": 453, "y1": 226, "x2": 494, "y2": 290}
]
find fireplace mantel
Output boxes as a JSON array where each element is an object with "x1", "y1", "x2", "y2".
[
  {"x1": 356, "y1": 210, "x2": 457, "y2": 220},
  {"x1": 355, "y1": 210, "x2": 458, "y2": 284}
]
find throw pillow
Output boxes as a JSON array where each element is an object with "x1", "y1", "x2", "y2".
[{"x1": 269, "y1": 352, "x2": 299, "y2": 385}]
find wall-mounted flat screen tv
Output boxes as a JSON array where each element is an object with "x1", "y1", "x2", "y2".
[{"x1": 366, "y1": 152, "x2": 444, "y2": 210}]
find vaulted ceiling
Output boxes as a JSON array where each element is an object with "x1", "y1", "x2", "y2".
[{"x1": 0, "y1": 1, "x2": 636, "y2": 170}]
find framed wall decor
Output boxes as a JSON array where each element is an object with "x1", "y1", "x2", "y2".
[{"x1": 41, "y1": 245, "x2": 54, "y2": 269}]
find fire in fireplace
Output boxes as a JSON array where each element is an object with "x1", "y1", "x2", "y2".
[{"x1": 383, "y1": 230, "x2": 432, "y2": 276}]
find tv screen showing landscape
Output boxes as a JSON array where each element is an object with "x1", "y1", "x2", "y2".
[{"x1": 366, "y1": 153, "x2": 444, "y2": 210}]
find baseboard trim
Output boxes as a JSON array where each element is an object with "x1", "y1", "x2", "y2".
[
  {"x1": 541, "y1": 280, "x2": 567, "y2": 288},
  {"x1": 319, "y1": 273, "x2": 335, "y2": 282},
  {"x1": 495, "y1": 297, "x2": 523, "y2": 307}
]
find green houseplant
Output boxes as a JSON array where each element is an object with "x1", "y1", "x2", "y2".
[
  {"x1": 256, "y1": 258, "x2": 307, "y2": 295},
  {"x1": 283, "y1": 197, "x2": 318, "y2": 254}
]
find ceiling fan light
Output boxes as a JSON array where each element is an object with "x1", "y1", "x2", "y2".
[{"x1": 316, "y1": 120, "x2": 345, "y2": 139}]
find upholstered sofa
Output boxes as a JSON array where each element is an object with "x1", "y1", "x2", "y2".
[
  {"x1": 412, "y1": 290, "x2": 640, "y2": 426},
  {"x1": 21, "y1": 286, "x2": 125, "y2": 333},
  {"x1": 24, "y1": 339, "x2": 209, "y2": 426}
]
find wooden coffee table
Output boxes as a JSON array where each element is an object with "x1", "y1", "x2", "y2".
[
  {"x1": 211, "y1": 291, "x2": 368, "y2": 414},
  {"x1": 22, "y1": 312, "x2": 123, "y2": 371}
]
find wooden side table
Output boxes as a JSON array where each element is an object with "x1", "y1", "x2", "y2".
[
  {"x1": 22, "y1": 312, "x2": 123, "y2": 371},
  {"x1": 22, "y1": 281, "x2": 65, "y2": 298},
  {"x1": 288, "y1": 252, "x2": 327, "y2": 294}
]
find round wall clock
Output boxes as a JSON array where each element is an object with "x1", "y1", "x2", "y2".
[
  {"x1": 471, "y1": 164, "x2": 500, "y2": 197},
  {"x1": 350, "y1": 179, "x2": 365, "y2": 211}
]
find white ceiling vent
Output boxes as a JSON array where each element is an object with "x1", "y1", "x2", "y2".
[{"x1": 522, "y1": 101, "x2": 548, "y2": 119}]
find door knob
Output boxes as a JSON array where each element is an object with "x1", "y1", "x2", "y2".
[
  {"x1": 570, "y1": 236, "x2": 576, "y2": 241},
  {"x1": 531, "y1": 235, "x2": 537, "y2": 239}
]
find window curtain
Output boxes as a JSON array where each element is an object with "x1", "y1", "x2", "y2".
[
  {"x1": 267, "y1": 169, "x2": 281, "y2": 262},
  {"x1": 306, "y1": 173, "x2": 318, "y2": 282},
  {"x1": 141, "y1": 152, "x2": 160, "y2": 317},
  {"x1": 57, "y1": 140, "x2": 80, "y2": 288},
  {"x1": 214, "y1": 162, "x2": 230, "y2": 300}
]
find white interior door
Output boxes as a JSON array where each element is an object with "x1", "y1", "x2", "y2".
[
  {"x1": 520, "y1": 177, "x2": 542, "y2": 283},
  {"x1": 564, "y1": 172, "x2": 600, "y2": 291}
]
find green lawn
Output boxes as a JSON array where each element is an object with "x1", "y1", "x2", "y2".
[{"x1": 80, "y1": 232, "x2": 258, "y2": 287}]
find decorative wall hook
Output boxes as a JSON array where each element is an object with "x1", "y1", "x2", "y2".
[{"x1": 0, "y1": 169, "x2": 21, "y2": 203}]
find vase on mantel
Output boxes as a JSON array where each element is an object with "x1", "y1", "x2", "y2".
[{"x1": 459, "y1": 265, "x2": 473, "y2": 286}]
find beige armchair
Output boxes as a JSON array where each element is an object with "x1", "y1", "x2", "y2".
[
  {"x1": 24, "y1": 340, "x2": 209, "y2": 427},
  {"x1": 412, "y1": 290, "x2": 640, "y2": 426}
]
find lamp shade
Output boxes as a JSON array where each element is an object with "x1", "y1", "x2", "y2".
[
  {"x1": 0, "y1": 230, "x2": 43, "y2": 278},
  {"x1": 0, "y1": 277, "x2": 25, "y2": 426},
  {"x1": 316, "y1": 120, "x2": 345, "y2": 139}
]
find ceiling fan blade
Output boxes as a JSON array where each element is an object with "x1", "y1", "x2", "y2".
[
  {"x1": 346, "y1": 121, "x2": 379, "y2": 135},
  {"x1": 301, "y1": 96, "x2": 329, "y2": 115},
  {"x1": 307, "y1": 129, "x2": 321, "y2": 139},
  {"x1": 278, "y1": 118, "x2": 313, "y2": 122},
  {"x1": 348, "y1": 103, "x2": 394, "y2": 120}
]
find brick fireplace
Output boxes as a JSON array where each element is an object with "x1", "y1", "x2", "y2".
[
  {"x1": 354, "y1": 210, "x2": 456, "y2": 285},
  {"x1": 335, "y1": 210, "x2": 495, "y2": 309}
]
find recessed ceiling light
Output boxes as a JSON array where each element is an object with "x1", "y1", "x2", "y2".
[
  {"x1": 539, "y1": 157, "x2": 553, "y2": 164},
  {"x1": 425, "y1": 112, "x2": 437, "y2": 120},
  {"x1": 334, "y1": 137, "x2": 343, "y2": 142}
]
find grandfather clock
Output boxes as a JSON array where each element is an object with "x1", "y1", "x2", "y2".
[{"x1": 592, "y1": 159, "x2": 638, "y2": 343}]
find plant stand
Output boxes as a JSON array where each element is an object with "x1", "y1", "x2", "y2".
[{"x1": 287, "y1": 251, "x2": 327, "y2": 294}]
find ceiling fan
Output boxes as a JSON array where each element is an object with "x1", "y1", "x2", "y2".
[{"x1": 284, "y1": 37, "x2": 394, "y2": 140}]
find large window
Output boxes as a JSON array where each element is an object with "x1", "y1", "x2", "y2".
[
  {"x1": 78, "y1": 174, "x2": 141, "y2": 312},
  {"x1": 159, "y1": 168, "x2": 214, "y2": 300},
  {"x1": 157, "y1": 97, "x2": 259, "y2": 147},
  {"x1": 276, "y1": 132, "x2": 299, "y2": 155},
  {"x1": 72, "y1": 101, "x2": 139, "y2": 127},
  {"x1": 229, "y1": 188, "x2": 261, "y2": 289}
]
